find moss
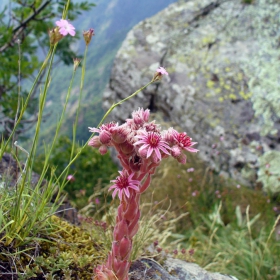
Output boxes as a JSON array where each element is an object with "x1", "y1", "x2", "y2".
[{"x1": 1, "y1": 216, "x2": 106, "y2": 279}]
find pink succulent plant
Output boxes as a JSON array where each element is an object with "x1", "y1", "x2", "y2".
[{"x1": 89, "y1": 108, "x2": 198, "y2": 280}]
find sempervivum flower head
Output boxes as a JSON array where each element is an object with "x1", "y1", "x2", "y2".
[
  {"x1": 164, "y1": 128, "x2": 198, "y2": 153},
  {"x1": 109, "y1": 171, "x2": 140, "y2": 200},
  {"x1": 134, "y1": 131, "x2": 170, "y2": 161},
  {"x1": 173, "y1": 131, "x2": 198, "y2": 153},
  {"x1": 132, "y1": 108, "x2": 150, "y2": 125}
]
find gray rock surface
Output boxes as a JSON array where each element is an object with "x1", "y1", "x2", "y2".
[
  {"x1": 130, "y1": 258, "x2": 238, "y2": 280},
  {"x1": 103, "y1": 0, "x2": 280, "y2": 189}
]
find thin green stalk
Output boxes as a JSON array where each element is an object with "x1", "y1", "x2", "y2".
[
  {"x1": 246, "y1": 206, "x2": 255, "y2": 279},
  {"x1": 0, "y1": 48, "x2": 53, "y2": 158},
  {"x1": 28, "y1": 46, "x2": 57, "y2": 171},
  {"x1": 72, "y1": 47, "x2": 88, "y2": 156},
  {"x1": 12, "y1": 39, "x2": 22, "y2": 145},
  {"x1": 12, "y1": 46, "x2": 57, "y2": 231},
  {"x1": 40, "y1": 66, "x2": 77, "y2": 177},
  {"x1": 56, "y1": 47, "x2": 88, "y2": 203},
  {"x1": 13, "y1": 44, "x2": 78, "y2": 241}
]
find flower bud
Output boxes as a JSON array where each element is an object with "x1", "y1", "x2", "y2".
[
  {"x1": 67, "y1": 174, "x2": 75, "y2": 182},
  {"x1": 88, "y1": 136, "x2": 101, "y2": 148},
  {"x1": 99, "y1": 130, "x2": 111, "y2": 144},
  {"x1": 171, "y1": 145, "x2": 181, "y2": 157},
  {"x1": 48, "y1": 27, "x2": 63, "y2": 45},
  {"x1": 176, "y1": 153, "x2": 187, "y2": 164},
  {"x1": 152, "y1": 66, "x2": 169, "y2": 82},
  {"x1": 73, "y1": 58, "x2": 81, "y2": 71},
  {"x1": 99, "y1": 145, "x2": 108, "y2": 155},
  {"x1": 83, "y1": 28, "x2": 95, "y2": 46},
  {"x1": 111, "y1": 128, "x2": 127, "y2": 144}
]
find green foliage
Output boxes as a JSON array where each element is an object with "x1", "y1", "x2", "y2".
[
  {"x1": 34, "y1": 135, "x2": 118, "y2": 208},
  {"x1": 0, "y1": 0, "x2": 95, "y2": 139},
  {"x1": 185, "y1": 206, "x2": 280, "y2": 280},
  {"x1": 143, "y1": 155, "x2": 276, "y2": 229},
  {"x1": 140, "y1": 156, "x2": 280, "y2": 279},
  {"x1": 0, "y1": 164, "x2": 60, "y2": 247},
  {"x1": 1, "y1": 215, "x2": 99, "y2": 279}
]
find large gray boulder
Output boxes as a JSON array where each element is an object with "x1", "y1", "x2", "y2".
[{"x1": 103, "y1": 0, "x2": 280, "y2": 190}]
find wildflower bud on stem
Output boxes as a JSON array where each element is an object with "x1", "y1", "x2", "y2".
[
  {"x1": 152, "y1": 66, "x2": 169, "y2": 82},
  {"x1": 48, "y1": 27, "x2": 63, "y2": 45},
  {"x1": 83, "y1": 28, "x2": 95, "y2": 46},
  {"x1": 73, "y1": 58, "x2": 81, "y2": 71}
]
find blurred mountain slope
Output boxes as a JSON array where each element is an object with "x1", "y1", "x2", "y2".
[{"x1": 38, "y1": 0, "x2": 177, "y2": 142}]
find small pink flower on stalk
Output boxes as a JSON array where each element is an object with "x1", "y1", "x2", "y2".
[
  {"x1": 56, "y1": 19, "x2": 76, "y2": 36},
  {"x1": 152, "y1": 66, "x2": 169, "y2": 82},
  {"x1": 157, "y1": 67, "x2": 169, "y2": 75},
  {"x1": 67, "y1": 174, "x2": 75, "y2": 182},
  {"x1": 109, "y1": 171, "x2": 140, "y2": 200}
]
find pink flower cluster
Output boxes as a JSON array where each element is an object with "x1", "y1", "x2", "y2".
[{"x1": 89, "y1": 108, "x2": 198, "y2": 279}]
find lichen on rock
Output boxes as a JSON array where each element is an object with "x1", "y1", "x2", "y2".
[{"x1": 103, "y1": 0, "x2": 280, "y2": 190}]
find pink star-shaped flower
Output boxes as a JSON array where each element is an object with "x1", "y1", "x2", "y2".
[
  {"x1": 134, "y1": 131, "x2": 170, "y2": 161},
  {"x1": 109, "y1": 171, "x2": 140, "y2": 200},
  {"x1": 56, "y1": 19, "x2": 76, "y2": 36},
  {"x1": 156, "y1": 67, "x2": 168, "y2": 76}
]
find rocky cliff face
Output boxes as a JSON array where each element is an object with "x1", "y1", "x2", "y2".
[{"x1": 103, "y1": 0, "x2": 280, "y2": 191}]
